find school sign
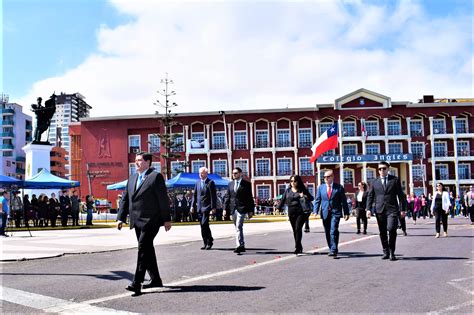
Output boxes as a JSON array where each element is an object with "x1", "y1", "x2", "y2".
[{"x1": 317, "y1": 153, "x2": 413, "y2": 164}]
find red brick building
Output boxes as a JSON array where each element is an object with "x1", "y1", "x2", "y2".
[{"x1": 69, "y1": 89, "x2": 473, "y2": 203}]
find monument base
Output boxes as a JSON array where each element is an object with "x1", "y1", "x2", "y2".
[{"x1": 22, "y1": 143, "x2": 53, "y2": 179}]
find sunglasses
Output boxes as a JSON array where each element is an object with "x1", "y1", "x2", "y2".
[
  {"x1": 232, "y1": 172, "x2": 240, "y2": 175},
  {"x1": 324, "y1": 175, "x2": 333, "y2": 178},
  {"x1": 378, "y1": 167, "x2": 387, "y2": 170}
]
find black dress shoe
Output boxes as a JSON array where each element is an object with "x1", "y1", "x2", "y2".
[
  {"x1": 363, "y1": 230, "x2": 367, "y2": 235},
  {"x1": 125, "y1": 283, "x2": 141, "y2": 295},
  {"x1": 206, "y1": 243, "x2": 213, "y2": 250},
  {"x1": 200, "y1": 245, "x2": 207, "y2": 250},
  {"x1": 328, "y1": 252, "x2": 336, "y2": 257},
  {"x1": 294, "y1": 249, "x2": 303, "y2": 255},
  {"x1": 356, "y1": 230, "x2": 361, "y2": 234},
  {"x1": 390, "y1": 252, "x2": 397, "y2": 261},
  {"x1": 143, "y1": 279, "x2": 164, "y2": 289},
  {"x1": 234, "y1": 246, "x2": 246, "y2": 253},
  {"x1": 382, "y1": 252, "x2": 390, "y2": 260},
  {"x1": 304, "y1": 229, "x2": 310, "y2": 233}
]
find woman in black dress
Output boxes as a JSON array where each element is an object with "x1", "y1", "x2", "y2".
[
  {"x1": 355, "y1": 182, "x2": 368, "y2": 234},
  {"x1": 277, "y1": 175, "x2": 314, "y2": 254}
]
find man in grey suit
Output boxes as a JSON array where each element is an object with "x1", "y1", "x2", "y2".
[
  {"x1": 366, "y1": 161, "x2": 406, "y2": 261},
  {"x1": 190, "y1": 167, "x2": 217, "y2": 250},
  {"x1": 224, "y1": 167, "x2": 255, "y2": 253},
  {"x1": 117, "y1": 152, "x2": 172, "y2": 296}
]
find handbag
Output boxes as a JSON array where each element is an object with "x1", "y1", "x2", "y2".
[{"x1": 299, "y1": 197, "x2": 313, "y2": 214}]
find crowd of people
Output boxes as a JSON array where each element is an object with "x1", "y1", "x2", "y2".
[{"x1": 0, "y1": 189, "x2": 97, "y2": 236}]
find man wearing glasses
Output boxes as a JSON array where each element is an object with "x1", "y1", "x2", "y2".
[
  {"x1": 366, "y1": 161, "x2": 406, "y2": 261},
  {"x1": 314, "y1": 170, "x2": 350, "y2": 258},
  {"x1": 224, "y1": 167, "x2": 255, "y2": 253}
]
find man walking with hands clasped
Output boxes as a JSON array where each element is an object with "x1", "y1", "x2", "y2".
[
  {"x1": 117, "y1": 152, "x2": 172, "y2": 296},
  {"x1": 224, "y1": 167, "x2": 255, "y2": 254},
  {"x1": 366, "y1": 161, "x2": 406, "y2": 261}
]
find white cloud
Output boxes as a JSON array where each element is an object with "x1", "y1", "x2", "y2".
[{"x1": 18, "y1": 0, "x2": 473, "y2": 118}]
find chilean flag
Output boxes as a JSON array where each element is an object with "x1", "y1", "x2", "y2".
[{"x1": 310, "y1": 123, "x2": 339, "y2": 163}]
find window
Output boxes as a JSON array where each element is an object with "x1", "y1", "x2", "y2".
[
  {"x1": 455, "y1": 118, "x2": 467, "y2": 134},
  {"x1": 148, "y1": 134, "x2": 160, "y2": 153},
  {"x1": 434, "y1": 142, "x2": 447, "y2": 157},
  {"x1": 342, "y1": 121, "x2": 356, "y2": 137},
  {"x1": 171, "y1": 161, "x2": 185, "y2": 177},
  {"x1": 366, "y1": 168, "x2": 376, "y2": 182},
  {"x1": 411, "y1": 142, "x2": 425, "y2": 159},
  {"x1": 388, "y1": 168, "x2": 398, "y2": 177},
  {"x1": 366, "y1": 144, "x2": 380, "y2": 155},
  {"x1": 129, "y1": 163, "x2": 136, "y2": 176},
  {"x1": 307, "y1": 184, "x2": 315, "y2": 197},
  {"x1": 151, "y1": 162, "x2": 161, "y2": 173},
  {"x1": 387, "y1": 120, "x2": 401, "y2": 136},
  {"x1": 213, "y1": 160, "x2": 228, "y2": 177},
  {"x1": 343, "y1": 144, "x2": 357, "y2": 156},
  {"x1": 234, "y1": 159, "x2": 249, "y2": 177},
  {"x1": 191, "y1": 132, "x2": 204, "y2": 141},
  {"x1": 365, "y1": 121, "x2": 379, "y2": 136},
  {"x1": 299, "y1": 158, "x2": 313, "y2": 176},
  {"x1": 388, "y1": 143, "x2": 402, "y2": 154},
  {"x1": 457, "y1": 141, "x2": 470, "y2": 156},
  {"x1": 171, "y1": 134, "x2": 184, "y2": 152},
  {"x1": 255, "y1": 159, "x2": 271, "y2": 176},
  {"x1": 257, "y1": 185, "x2": 271, "y2": 200},
  {"x1": 410, "y1": 120, "x2": 423, "y2": 137},
  {"x1": 298, "y1": 129, "x2": 312, "y2": 148},
  {"x1": 234, "y1": 131, "x2": 247, "y2": 150},
  {"x1": 277, "y1": 158, "x2": 292, "y2": 176},
  {"x1": 276, "y1": 129, "x2": 291, "y2": 147},
  {"x1": 343, "y1": 169, "x2": 354, "y2": 185},
  {"x1": 412, "y1": 165, "x2": 424, "y2": 181},
  {"x1": 322, "y1": 149, "x2": 336, "y2": 157},
  {"x1": 255, "y1": 130, "x2": 269, "y2": 148},
  {"x1": 212, "y1": 132, "x2": 226, "y2": 150},
  {"x1": 192, "y1": 160, "x2": 206, "y2": 173},
  {"x1": 458, "y1": 164, "x2": 470, "y2": 180},
  {"x1": 433, "y1": 119, "x2": 446, "y2": 134},
  {"x1": 128, "y1": 135, "x2": 140, "y2": 153},
  {"x1": 278, "y1": 184, "x2": 288, "y2": 196},
  {"x1": 319, "y1": 122, "x2": 334, "y2": 135},
  {"x1": 435, "y1": 164, "x2": 449, "y2": 180},
  {"x1": 318, "y1": 169, "x2": 330, "y2": 184}
]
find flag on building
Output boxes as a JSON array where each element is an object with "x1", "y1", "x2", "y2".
[
  {"x1": 310, "y1": 122, "x2": 339, "y2": 163},
  {"x1": 361, "y1": 121, "x2": 368, "y2": 140}
]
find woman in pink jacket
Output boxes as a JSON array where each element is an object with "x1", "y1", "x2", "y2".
[{"x1": 413, "y1": 194, "x2": 421, "y2": 225}]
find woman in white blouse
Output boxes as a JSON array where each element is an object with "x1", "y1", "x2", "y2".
[{"x1": 430, "y1": 182, "x2": 451, "y2": 238}]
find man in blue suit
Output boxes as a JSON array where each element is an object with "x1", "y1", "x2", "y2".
[
  {"x1": 314, "y1": 170, "x2": 350, "y2": 258},
  {"x1": 191, "y1": 167, "x2": 217, "y2": 250}
]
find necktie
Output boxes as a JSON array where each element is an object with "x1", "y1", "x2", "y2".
[
  {"x1": 201, "y1": 180, "x2": 205, "y2": 189},
  {"x1": 136, "y1": 173, "x2": 143, "y2": 190},
  {"x1": 234, "y1": 180, "x2": 240, "y2": 191},
  {"x1": 327, "y1": 185, "x2": 332, "y2": 198},
  {"x1": 383, "y1": 177, "x2": 386, "y2": 189}
]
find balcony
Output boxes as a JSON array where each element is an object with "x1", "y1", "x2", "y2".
[
  {"x1": 255, "y1": 141, "x2": 269, "y2": 149},
  {"x1": 0, "y1": 120, "x2": 14, "y2": 126},
  {"x1": 300, "y1": 169, "x2": 314, "y2": 176},
  {"x1": 433, "y1": 127, "x2": 446, "y2": 135},
  {"x1": 234, "y1": 144, "x2": 247, "y2": 150},
  {"x1": 276, "y1": 141, "x2": 291, "y2": 148},
  {"x1": 0, "y1": 132, "x2": 14, "y2": 138},
  {"x1": 0, "y1": 108, "x2": 14, "y2": 115},
  {"x1": 410, "y1": 130, "x2": 423, "y2": 137},
  {"x1": 277, "y1": 169, "x2": 293, "y2": 176},
  {"x1": 1, "y1": 144, "x2": 14, "y2": 150},
  {"x1": 342, "y1": 130, "x2": 357, "y2": 137},
  {"x1": 298, "y1": 141, "x2": 312, "y2": 148},
  {"x1": 212, "y1": 143, "x2": 226, "y2": 150},
  {"x1": 255, "y1": 170, "x2": 271, "y2": 177}
]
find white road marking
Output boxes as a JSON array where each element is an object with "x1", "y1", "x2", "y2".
[
  {"x1": 427, "y1": 300, "x2": 474, "y2": 314},
  {"x1": 447, "y1": 276, "x2": 474, "y2": 296},
  {"x1": 82, "y1": 234, "x2": 379, "y2": 305},
  {"x1": 0, "y1": 286, "x2": 137, "y2": 314}
]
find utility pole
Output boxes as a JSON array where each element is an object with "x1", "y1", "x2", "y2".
[{"x1": 154, "y1": 73, "x2": 182, "y2": 179}]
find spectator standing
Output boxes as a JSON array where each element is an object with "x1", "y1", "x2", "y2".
[
  {"x1": 278, "y1": 174, "x2": 314, "y2": 255},
  {"x1": 355, "y1": 182, "x2": 368, "y2": 234},
  {"x1": 70, "y1": 190, "x2": 80, "y2": 226},
  {"x1": 11, "y1": 191, "x2": 23, "y2": 228},
  {"x1": 49, "y1": 193, "x2": 59, "y2": 227},
  {"x1": 31, "y1": 194, "x2": 39, "y2": 226},
  {"x1": 85, "y1": 195, "x2": 95, "y2": 226},
  {"x1": 430, "y1": 182, "x2": 451, "y2": 238},
  {"x1": 464, "y1": 185, "x2": 474, "y2": 224},
  {"x1": 23, "y1": 194, "x2": 32, "y2": 227},
  {"x1": 59, "y1": 190, "x2": 71, "y2": 227},
  {"x1": 449, "y1": 191, "x2": 455, "y2": 219},
  {"x1": 420, "y1": 194, "x2": 427, "y2": 219},
  {"x1": 174, "y1": 194, "x2": 186, "y2": 222},
  {"x1": 0, "y1": 191, "x2": 10, "y2": 237}
]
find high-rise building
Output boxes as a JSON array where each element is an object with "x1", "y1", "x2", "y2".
[
  {"x1": 48, "y1": 92, "x2": 92, "y2": 177},
  {"x1": 0, "y1": 94, "x2": 33, "y2": 179}
]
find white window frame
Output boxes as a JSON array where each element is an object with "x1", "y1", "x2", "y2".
[
  {"x1": 434, "y1": 141, "x2": 448, "y2": 157},
  {"x1": 366, "y1": 143, "x2": 380, "y2": 155},
  {"x1": 298, "y1": 128, "x2": 312, "y2": 148},
  {"x1": 278, "y1": 184, "x2": 288, "y2": 196},
  {"x1": 342, "y1": 121, "x2": 356, "y2": 137},
  {"x1": 255, "y1": 158, "x2": 271, "y2": 177},
  {"x1": 128, "y1": 135, "x2": 140, "y2": 153},
  {"x1": 277, "y1": 157, "x2": 292, "y2": 176},
  {"x1": 455, "y1": 117, "x2": 468, "y2": 134},
  {"x1": 319, "y1": 168, "x2": 330, "y2": 184},
  {"x1": 212, "y1": 132, "x2": 226, "y2": 150},
  {"x1": 213, "y1": 160, "x2": 228, "y2": 178},
  {"x1": 234, "y1": 131, "x2": 248, "y2": 150},
  {"x1": 255, "y1": 130, "x2": 269, "y2": 148},
  {"x1": 366, "y1": 168, "x2": 376, "y2": 182},
  {"x1": 129, "y1": 163, "x2": 136, "y2": 176},
  {"x1": 387, "y1": 120, "x2": 401, "y2": 136},
  {"x1": 458, "y1": 163, "x2": 471, "y2": 180},
  {"x1": 388, "y1": 142, "x2": 403, "y2": 154},
  {"x1": 343, "y1": 168, "x2": 354, "y2": 186},
  {"x1": 191, "y1": 160, "x2": 206, "y2": 173},
  {"x1": 410, "y1": 119, "x2": 424, "y2": 137},
  {"x1": 388, "y1": 167, "x2": 398, "y2": 177},
  {"x1": 148, "y1": 134, "x2": 160, "y2": 153},
  {"x1": 234, "y1": 159, "x2": 249, "y2": 177},
  {"x1": 411, "y1": 142, "x2": 425, "y2": 159},
  {"x1": 319, "y1": 122, "x2": 334, "y2": 135},
  {"x1": 170, "y1": 161, "x2": 185, "y2": 177},
  {"x1": 365, "y1": 121, "x2": 379, "y2": 136},
  {"x1": 151, "y1": 162, "x2": 161, "y2": 173},
  {"x1": 256, "y1": 185, "x2": 271, "y2": 200},
  {"x1": 342, "y1": 144, "x2": 357, "y2": 156},
  {"x1": 435, "y1": 164, "x2": 449, "y2": 180},
  {"x1": 306, "y1": 183, "x2": 315, "y2": 197},
  {"x1": 299, "y1": 157, "x2": 314, "y2": 176},
  {"x1": 276, "y1": 129, "x2": 291, "y2": 148},
  {"x1": 457, "y1": 141, "x2": 470, "y2": 157},
  {"x1": 191, "y1": 132, "x2": 205, "y2": 141},
  {"x1": 433, "y1": 119, "x2": 446, "y2": 135},
  {"x1": 171, "y1": 133, "x2": 184, "y2": 152},
  {"x1": 412, "y1": 164, "x2": 425, "y2": 181}
]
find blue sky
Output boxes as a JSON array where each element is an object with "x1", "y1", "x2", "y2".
[{"x1": 2, "y1": 0, "x2": 472, "y2": 117}]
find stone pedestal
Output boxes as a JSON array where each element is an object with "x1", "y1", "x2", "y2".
[{"x1": 22, "y1": 143, "x2": 53, "y2": 179}]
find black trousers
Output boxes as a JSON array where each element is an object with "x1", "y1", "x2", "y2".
[
  {"x1": 376, "y1": 213, "x2": 399, "y2": 253},
  {"x1": 289, "y1": 213, "x2": 309, "y2": 251},
  {"x1": 434, "y1": 209, "x2": 448, "y2": 233},
  {"x1": 198, "y1": 212, "x2": 213, "y2": 245},
  {"x1": 399, "y1": 216, "x2": 406, "y2": 232},
  {"x1": 356, "y1": 209, "x2": 367, "y2": 232},
  {"x1": 134, "y1": 226, "x2": 161, "y2": 284},
  {"x1": 468, "y1": 206, "x2": 474, "y2": 223}
]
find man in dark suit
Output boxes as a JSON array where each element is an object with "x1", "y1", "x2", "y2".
[
  {"x1": 190, "y1": 167, "x2": 217, "y2": 250},
  {"x1": 117, "y1": 152, "x2": 172, "y2": 296},
  {"x1": 313, "y1": 169, "x2": 350, "y2": 258},
  {"x1": 224, "y1": 167, "x2": 255, "y2": 253},
  {"x1": 59, "y1": 190, "x2": 71, "y2": 227},
  {"x1": 366, "y1": 161, "x2": 406, "y2": 261}
]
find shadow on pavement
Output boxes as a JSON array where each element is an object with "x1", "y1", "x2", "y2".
[
  {"x1": 400, "y1": 256, "x2": 469, "y2": 261},
  {"x1": 0, "y1": 270, "x2": 134, "y2": 281},
  {"x1": 160, "y1": 285, "x2": 265, "y2": 293}
]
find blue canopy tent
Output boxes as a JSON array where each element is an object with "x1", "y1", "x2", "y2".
[
  {"x1": 0, "y1": 175, "x2": 23, "y2": 187},
  {"x1": 23, "y1": 169, "x2": 80, "y2": 189},
  {"x1": 107, "y1": 179, "x2": 128, "y2": 190},
  {"x1": 166, "y1": 172, "x2": 229, "y2": 188}
]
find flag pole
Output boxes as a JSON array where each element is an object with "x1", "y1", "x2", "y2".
[{"x1": 338, "y1": 115, "x2": 343, "y2": 185}]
